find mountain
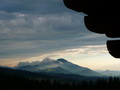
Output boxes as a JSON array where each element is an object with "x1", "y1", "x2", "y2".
[
  {"x1": 15, "y1": 58, "x2": 102, "y2": 76},
  {"x1": 56, "y1": 58, "x2": 102, "y2": 76},
  {"x1": 38, "y1": 66, "x2": 71, "y2": 74},
  {"x1": 97, "y1": 70, "x2": 120, "y2": 76}
]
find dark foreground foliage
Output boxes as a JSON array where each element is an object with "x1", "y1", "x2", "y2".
[{"x1": 1, "y1": 71, "x2": 120, "y2": 90}]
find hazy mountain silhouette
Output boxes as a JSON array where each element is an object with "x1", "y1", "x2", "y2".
[
  {"x1": 16, "y1": 58, "x2": 102, "y2": 76},
  {"x1": 97, "y1": 70, "x2": 120, "y2": 76}
]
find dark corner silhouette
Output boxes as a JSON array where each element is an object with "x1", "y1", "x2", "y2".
[{"x1": 63, "y1": 0, "x2": 120, "y2": 58}]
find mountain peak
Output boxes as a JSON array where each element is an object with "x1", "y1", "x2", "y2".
[{"x1": 57, "y1": 58, "x2": 68, "y2": 63}]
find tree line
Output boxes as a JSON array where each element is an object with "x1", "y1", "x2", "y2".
[{"x1": 1, "y1": 71, "x2": 120, "y2": 90}]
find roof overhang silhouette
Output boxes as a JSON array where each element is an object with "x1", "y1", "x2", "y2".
[{"x1": 63, "y1": 0, "x2": 120, "y2": 58}]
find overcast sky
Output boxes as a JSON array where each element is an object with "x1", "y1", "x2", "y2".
[{"x1": 0, "y1": 0, "x2": 120, "y2": 70}]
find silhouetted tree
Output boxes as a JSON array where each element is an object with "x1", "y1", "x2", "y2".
[{"x1": 1, "y1": 70, "x2": 120, "y2": 90}]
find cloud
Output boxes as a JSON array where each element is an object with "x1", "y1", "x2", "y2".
[
  {"x1": 0, "y1": 0, "x2": 67, "y2": 14},
  {"x1": 48, "y1": 45, "x2": 108, "y2": 58},
  {"x1": 0, "y1": 44, "x2": 108, "y2": 67},
  {"x1": 1, "y1": 44, "x2": 107, "y2": 66},
  {"x1": 0, "y1": 0, "x2": 108, "y2": 60},
  {"x1": 16, "y1": 57, "x2": 55, "y2": 67}
]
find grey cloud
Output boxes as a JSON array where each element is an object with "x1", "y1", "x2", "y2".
[
  {"x1": 0, "y1": 0, "x2": 107, "y2": 59},
  {"x1": 0, "y1": 0, "x2": 67, "y2": 14},
  {"x1": 0, "y1": 11, "x2": 86, "y2": 39}
]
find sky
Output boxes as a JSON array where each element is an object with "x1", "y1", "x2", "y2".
[{"x1": 0, "y1": 0, "x2": 120, "y2": 70}]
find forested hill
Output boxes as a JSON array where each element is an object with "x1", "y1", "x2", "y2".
[
  {"x1": 1, "y1": 67, "x2": 120, "y2": 90},
  {"x1": 0, "y1": 67, "x2": 99, "y2": 82}
]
